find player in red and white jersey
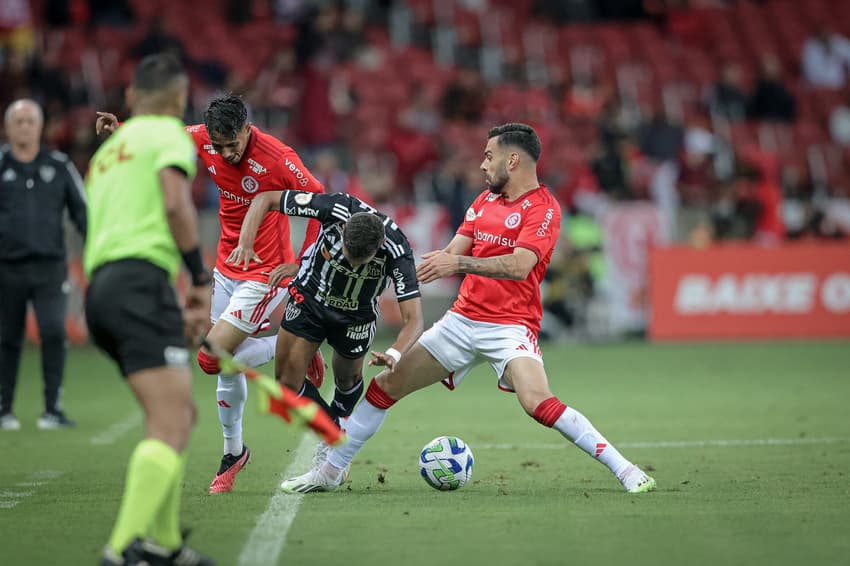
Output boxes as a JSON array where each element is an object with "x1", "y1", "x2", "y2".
[
  {"x1": 281, "y1": 123, "x2": 656, "y2": 495},
  {"x1": 97, "y1": 95, "x2": 326, "y2": 493}
]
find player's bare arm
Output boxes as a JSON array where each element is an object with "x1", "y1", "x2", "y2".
[
  {"x1": 417, "y1": 246, "x2": 538, "y2": 283},
  {"x1": 457, "y1": 247, "x2": 538, "y2": 280},
  {"x1": 226, "y1": 190, "x2": 283, "y2": 270},
  {"x1": 369, "y1": 297, "x2": 423, "y2": 371}
]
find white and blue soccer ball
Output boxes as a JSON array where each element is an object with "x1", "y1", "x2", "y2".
[{"x1": 419, "y1": 436, "x2": 474, "y2": 491}]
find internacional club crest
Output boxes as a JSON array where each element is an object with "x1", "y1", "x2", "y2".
[
  {"x1": 504, "y1": 212, "x2": 522, "y2": 229},
  {"x1": 241, "y1": 175, "x2": 259, "y2": 193}
]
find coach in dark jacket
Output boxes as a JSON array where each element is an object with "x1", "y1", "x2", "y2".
[{"x1": 0, "y1": 99, "x2": 87, "y2": 430}]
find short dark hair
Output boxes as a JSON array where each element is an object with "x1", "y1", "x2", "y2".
[
  {"x1": 344, "y1": 212, "x2": 385, "y2": 260},
  {"x1": 204, "y1": 94, "x2": 248, "y2": 139},
  {"x1": 133, "y1": 53, "x2": 186, "y2": 92},
  {"x1": 487, "y1": 123, "x2": 542, "y2": 161}
]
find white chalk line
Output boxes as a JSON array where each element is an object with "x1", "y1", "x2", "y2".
[{"x1": 237, "y1": 434, "x2": 315, "y2": 566}]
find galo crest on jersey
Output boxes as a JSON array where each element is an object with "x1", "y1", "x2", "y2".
[
  {"x1": 241, "y1": 175, "x2": 259, "y2": 193},
  {"x1": 505, "y1": 212, "x2": 522, "y2": 229},
  {"x1": 465, "y1": 207, "x2": 476, "y2": 222},
  {"x1": 284, "y1": 302, "x2": 301, "y2": 322},
  {"x1": 39, "y1": 165, "x2": 56, "y2": 183}
]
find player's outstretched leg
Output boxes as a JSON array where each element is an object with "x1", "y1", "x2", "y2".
[
  {"x1": 281, "y1": 343, "x2": 449, "y2": 494},
  {"x1": 508, "y1": 357, "x2": 656, "y2": 493}
]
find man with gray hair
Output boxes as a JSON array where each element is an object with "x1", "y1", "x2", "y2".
[{"x1": 0, "y1": 98, "x2": 87, "y2": 430}]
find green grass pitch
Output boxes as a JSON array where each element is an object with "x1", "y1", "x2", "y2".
[{"x1": 1, "y1": 340, "x2": 848, "y2": 566}]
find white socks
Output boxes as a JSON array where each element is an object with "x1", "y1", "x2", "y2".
[
  {"x1": 552, "y1": 406, "x2": 632, "y2": 478},
  {"x1": 217, "y1": 336, "x2": 277, "y2": 456},
  {"x1": 326, "y1": 399, "x2": 386, "y2": 471}
]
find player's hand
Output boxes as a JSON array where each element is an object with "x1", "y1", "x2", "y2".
[
  {"x1": 368, "y1": 350, "x2": 397, "y2": 371},
  {"x1": 226, "y1": 245, "x2": 262, "y2": 271},
  {"x1": 416, "y1": 250, "x2": 458, "y2": 284},
  {"x1": 267, "y1": 263, "x2": 299, "y2": 288},
  {"x1": 183, "y1": 285, "x2": 212, "y2": 345},
  {"x1": 95, "y1": 112, "x2": 119, "y2": 135}
]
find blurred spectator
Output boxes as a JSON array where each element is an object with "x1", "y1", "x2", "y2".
[
  {"x1": 748, "y1": 55, "x2": 796, "y2": 122},
  {"x1": 638, "y1": 106, "x2": 683, "y2": 162},
  {"x1": 828, "y1": 91, "x2": 850, "y2": 145},
  {"x1": 248, "y1": 47, "x2": 301, "y2": 116},
  {"x1": 132, "y1": 18, "x2": 186, "y2": 61},
  {"x1": 87, "y1": 0, "x2": 133, "y2": 26},
  {"x1": 311, "y1": 148, "x2": 368, "y2": 201},
  {"x1": 801, "y1": 25, "x2": 850, "y2": 89},
  {"x1": 440, "y1": 67, "x2": 486, "y2": 123},
  {"x1": 432, "y1": 154, "x2": 480, "y2": 230},
  {"x1": 398, "y1": 82, "x2": 441, "y2": 135},
  {"x1": 781, "y1": 163, "x2": 815, "y2": 239},
  {"x1": 0, "y1": 0, "x2": 33, "y2": 56},
  {"x1": 678, "y1": 126, "x2": 716, "y2": 204},
  {"x1": 226, "y1": 0, "x2": 253, "y2": 25},
  {"x1": 562, "y1": 72, "x2": 609, "y2": 119},
  {"x1": 705, "y1": 61, "x2": 748, "y2": 121}
]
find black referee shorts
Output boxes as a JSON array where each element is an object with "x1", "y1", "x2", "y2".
[
  {"x1": 85, "y1": 259, "x2": 189, "y2": 377},
  {"x1": 281, "y1": 290, "x2": 376, "y2": 360}
]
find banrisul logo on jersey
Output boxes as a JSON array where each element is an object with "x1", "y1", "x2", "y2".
[{"x1": 241, "y1": 175, "x2": 259, "y2": 193}]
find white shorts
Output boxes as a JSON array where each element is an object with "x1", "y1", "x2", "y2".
[
  {"x1": 211, "y1": 269, "x2": 286, "y2": 334},
  {"x1": 418, "y1": 311, "x2": 543, "y2": 392}
]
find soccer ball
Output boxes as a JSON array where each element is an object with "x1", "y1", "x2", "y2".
[{"x1": 419, "y1": 436, "x2": 474, "y2": 491}]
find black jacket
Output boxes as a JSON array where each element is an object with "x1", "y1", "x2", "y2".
[{"x1": 0, "y1": 145, "x2": 87, "y2": 262}]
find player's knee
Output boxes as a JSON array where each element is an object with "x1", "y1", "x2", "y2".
[
  {"x1": 334, "y1": 370, "x2": 362, "y2": 391},
  {"x1": 197, "y1": 349, "x2": 220, "y2": 374},
  {"x1": 276, "y1": 369, "x2": 304, "y2": 391}
]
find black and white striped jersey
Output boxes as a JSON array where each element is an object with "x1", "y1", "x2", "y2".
[{"x1": 279, "y1": 191, "x2": 420, "y2": 319}]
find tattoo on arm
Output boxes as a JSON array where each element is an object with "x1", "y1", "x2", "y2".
[{"x1": 457, "y1": 255, "x2": 522, "y2": 280}]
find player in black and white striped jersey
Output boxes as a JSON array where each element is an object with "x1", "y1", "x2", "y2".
[{"x1": 227, "y1": 190, "x2": 423, "y2": 438}]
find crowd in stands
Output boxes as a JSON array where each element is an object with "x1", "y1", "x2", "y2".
[{"x1": 2, "y1": 0, "x2": 850, "y2": 251}]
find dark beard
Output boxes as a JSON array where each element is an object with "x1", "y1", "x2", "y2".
[{"x1": 487, "y1": 171, "x2": 508, "y2": 194}]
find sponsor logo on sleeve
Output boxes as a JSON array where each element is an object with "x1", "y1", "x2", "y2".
[
  {"x1": 505, "y1": 212, "x2": 522, "y2": 229},
  {"x1": 392, "y1": 268, "x2": 406, "y2": 292},
  {"x1": 241, "y1": 175, "x2": 259, "y2": 193},
  {"x1": 536, "y1": 208, "x2": 555, "y2": 237},
  {"x1": 294, "y1": 192, "x2": 313, "y2": 205},
  {"x1": 285, "y1": 157, "x2": 310, "y2": 187}
]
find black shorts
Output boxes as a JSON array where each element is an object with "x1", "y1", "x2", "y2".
[
  {"x1": 85, "y1": 259, "x2": 188, "y2": 377},
  {"x1": 281, "y1": 291, "x2": 376, "y2": 359}
]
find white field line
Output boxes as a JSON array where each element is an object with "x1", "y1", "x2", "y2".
[
  {"x1": 0, "y1": 470, "x2": 64, "y2": 510},
  {"x1": 237, "y1": 434, "x2": 314, "y2": 566},
  {"x1": 233, "y1": 435, "x2": 846, "y2": 560},
  {"x1": 475, "y1": 437, "x2": 850, "y2": 450},
  {"x1": 89, "y1": 413, "x2": 142, "y2": 445}
]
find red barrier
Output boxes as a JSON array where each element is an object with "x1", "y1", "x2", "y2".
[{"x1": 649, "y1": 243, "x2": 850, "y2": 340}]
